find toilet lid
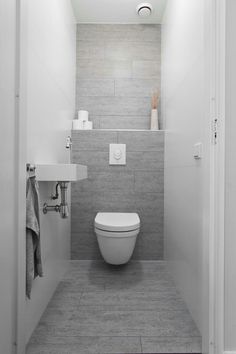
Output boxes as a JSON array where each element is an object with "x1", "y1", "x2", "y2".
[{"x1": 95, "y1": 212, "x2": 140, "y2": 232}]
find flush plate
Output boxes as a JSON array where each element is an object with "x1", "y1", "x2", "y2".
[{"x1": 109, "y1": 144, "x2": 126, "y2": 165}]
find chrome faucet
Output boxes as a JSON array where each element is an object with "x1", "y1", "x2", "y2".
[{"x1": 66, "y1": 136, "x2": 72, "y2": 149}]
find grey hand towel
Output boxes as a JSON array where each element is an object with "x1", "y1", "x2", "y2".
[{"x1": 26, "y1": 176, "x2": 43, "y2": 299}]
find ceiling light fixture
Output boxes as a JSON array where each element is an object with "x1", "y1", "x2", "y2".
[{"x1": 136, "y1": 3, "x2": 153, "y2": 17}]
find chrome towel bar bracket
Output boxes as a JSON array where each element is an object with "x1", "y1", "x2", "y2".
[{"x1": 26, "y1": 163, "x2": 36, "y2": 172}]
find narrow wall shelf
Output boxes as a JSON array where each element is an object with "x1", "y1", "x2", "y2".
[{"x1": 72, "y1": 129, "x2": 165, "y2": 132}]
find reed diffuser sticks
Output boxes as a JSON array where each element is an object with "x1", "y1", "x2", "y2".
[{"x1": 151, "y1": 89, "x2": 160, "y2": 110}]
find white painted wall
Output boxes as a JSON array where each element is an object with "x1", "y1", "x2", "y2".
[
  {"x1": 0, "y1": 1, "x2": 17, "y2": 353},
  {"x1": 225, "y1": 0, "x2": 236, "y2": 350},
  {"x1": 25, "y1": 0, "x2": 76, "y2": 343},
  {"x1": 162, "y1": 0, "x2": 211, "y2": 334},
  {"x1": 71, "y1": 0, "x2": 166, "y2": 24}
]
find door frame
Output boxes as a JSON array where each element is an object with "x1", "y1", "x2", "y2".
[
  {"x1": 209, "y1": 0, "x2": 225, "y2": 353},
  {"x1": 16, "y1": 0, "x2": 27, "y2": 353}
]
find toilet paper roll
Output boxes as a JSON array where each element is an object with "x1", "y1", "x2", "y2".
[
  {"x1": 78, "y1": 110, "x2": 89, "y2": 121},
  {"x1": 72, "y1": 119, "x2": 83, "y2": 130},
  {"x1": 83, "y1": 121, "x2": 93, "y2": 130}
]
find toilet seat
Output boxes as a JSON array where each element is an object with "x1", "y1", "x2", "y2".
[
  {"x1": 94, "y1": 212, "x2": 140, "y2": 232},
  {"x1": 94, "y1": 212, "x2": 140, "y2": 265},
  {"x1": 95, "y1": 228, "x2": 139, "y2": 238}
]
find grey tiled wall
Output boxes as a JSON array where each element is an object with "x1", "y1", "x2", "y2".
[
  {"x1": 76, "y1": 24, "x2": 161, "y2": 129},
  {"x1": 71, "y1": 130, "x2": 164, "y2": 260}
]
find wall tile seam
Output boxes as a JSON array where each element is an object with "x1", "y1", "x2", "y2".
[
  {"x1": 76, "y1": 73, "x2": 160, "y2": 80},
  {"x1": 76, "y1": 54, "x2": 162, "y2": 62},
  {"x1": 76, "y1": 114, "x2": 152, "y2": 117},
  {"x1": 71, "y1": 169, "x2": 164, "y2": 173},
  {"x1": 71, "y1": 191, "x2": 164, "y2": 196},
  {"x1": 76, "y1": 36, "x2": 162, "y2": 43},
  {"x1": 72, "y1": 150, "x2": 164, "y2": 155},
  {"x1": 76, "y1": 95, "x2": 158, "y2": 99},
  {"x1": 76, "y1": 33, "x2": 162, "y2": 36},
  {"x1": 76, "y1": 38, "x2": 161, "y2": 43},
  {"x1": 72, "y1": 163, "x2": 164, "y2": 168}
]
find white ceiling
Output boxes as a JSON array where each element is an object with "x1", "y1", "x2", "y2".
[{"x1": 71, "y1": 0, "x2": 167, "y2": 24}]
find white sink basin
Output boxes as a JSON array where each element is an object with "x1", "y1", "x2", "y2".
[{"x1": 36, "y1": 163, "x2": 87, "y2": 182}]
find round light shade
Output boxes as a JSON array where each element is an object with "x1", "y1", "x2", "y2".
[{"x1": 136, "y1": 3, "x2": 153, "y2": 17}]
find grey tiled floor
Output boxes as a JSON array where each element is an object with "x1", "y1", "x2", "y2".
[{"x1": 27, "y1": 261, "x2": 201, "y2": 354}]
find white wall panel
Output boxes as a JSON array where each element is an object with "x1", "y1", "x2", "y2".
[
  {"x1": 25, "y1": 0, "x2": 76, "y2": 342},
  {"x1": 162, "y1": 0, "x2": 210, "y2": 334},
  {"x1": 0, "y1": 0, "x2": 17, "y2": 352}
]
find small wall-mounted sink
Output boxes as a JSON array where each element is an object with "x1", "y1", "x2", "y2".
[{"x1": 36, "y1": 163, "x2": 87, "y2": 182}]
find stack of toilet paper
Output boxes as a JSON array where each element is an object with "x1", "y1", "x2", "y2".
[{"x1": 72, "y1": 110, "x2": 93, "y2": 130}]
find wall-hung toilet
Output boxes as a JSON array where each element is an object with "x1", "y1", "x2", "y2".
[{"x1": 94, "y1": 212, "x2": 140, "y2": 265}]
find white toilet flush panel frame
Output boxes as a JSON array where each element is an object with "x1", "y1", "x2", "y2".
[{"x1": 109, "y1": 144, "x2": 126, "y2": 165}]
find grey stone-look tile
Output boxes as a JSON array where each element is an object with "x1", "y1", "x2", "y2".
[
  {"x1": 70, "y1": 177, "x2": 93, "y2": 194},
  {"x1": 76, "y1": 79, "x2": 115, "y2": 97},
  {"x1": 72, "y1": 150, "x2": 164, "y2": 171},
  {"x1": 47, "y1": 291, "x2": 83, "y2": 310},
  {"x1": 77, "y1": 24, "x2": 161, "y2": 42},
  {"x1": 90, "y1": 171, "x2": 134, "y2": 193},
  {"x1": 133, "y1": 60, "x2": 161, "y2": 78},
  {"x1": 134, "y1": 192, "x2": 164, "y2": 216},
  {"x1": 126, "y1": 151, "x2": 164, "y2": 170},
  {"x1": 89, "y1": 116, "x2": 101, "y2": 129},
  {"x1": 80, "y1": 289, "x2": 186, "y2": 311},
  {"x1": 54, "y1": 276, "x2": 105, "y2": 293},
  {"x1": 133, "y1": 232, "x2": 163, "y2": 260},
  {"x1": 115, "y1": 78, "x2": 160, "y2": 97},
  {"x1": 71, "y1": 184, "x2": 92, "y2": 202},
  {"x1": 37, "y1": 309, "x2": 200, "y2": 337},
  {"x1": 105, "y1": 42, "x2": 161, "y2": 61},
  {"x1": 104, "y1": 276, "x2": 178, "y2": 292},
  {"x1": 92, "y1": 191, "x2": 136, "y2": 211},
  {"x1": 72, "y1": 130, "x2": 118, "y2": 151},
  {"x1": 71, "y1": 232, "x2": 103, "y2": 260},
  {"x1": 71, "y1": 187, "x2": 93, "y2": 206},
  {"x1": 72, "y1": 150, "x2": 109, "y2": 170},
  {"x1": 77, "y1": 60, "x2": 132, "y2": 79},
  {"x1": 71, "y1": 208, "x2": 95, "y2": 232},
  {"x1": 68, "y1": 260, "x2": 168, "y2": 273},
  {"x1": 76, "y1": 41, "x2": 105, "y2": 59},
  {"x1": 28, "y1": 261, "x2": 201, "y2": 354},
  {"x1": 140, "y1": 214, "x2": 164, "y2": 233},
  {"x1": 134, "y1": 170, "x2": 164, "y2": 193},
  {"x1": 62, "y1": 262, "x2": 177, "y2": 293},
  {"x1": 77, "y1": 96, "x2": 151, "y2": 116},
  {"x1": 118, "y1": 130, "x2": 164, "y2": 151},
  {"x1": 27, "y1": 336, "x2": 142, "y2": 353},
  {"x1": 99, "y1": 116, "x2": 150, "y2": 130},
  {"x1": 97, "y1": 271, "x2": 177, "y2": 292},
  {"x1": 65, "y1": 261, "x2": 175, "y2": 288},
  {"x1": 141, "y1": 336, "x2": 202, "y2": 353}
]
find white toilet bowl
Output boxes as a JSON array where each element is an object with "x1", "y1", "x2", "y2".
[{"x1": 94, "y1": 212, "x2": 140, "y2": 265}]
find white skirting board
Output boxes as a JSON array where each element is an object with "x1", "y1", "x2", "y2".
[{"x1": 224, "y1": 351, "x2": 236, "y2": 354}]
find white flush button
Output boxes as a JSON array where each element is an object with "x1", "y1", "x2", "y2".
[
  {"x1": 114, "y1": 149, "x2": 122, "y2": 160},
  {"x1": 109, "y1": 144, "x2": 126, "y2": 165}
]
